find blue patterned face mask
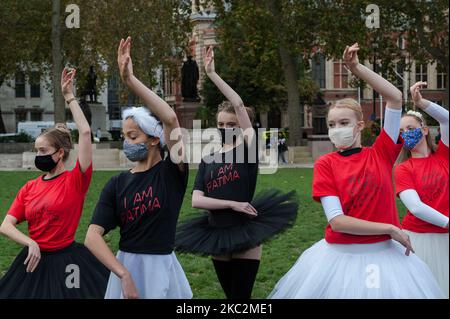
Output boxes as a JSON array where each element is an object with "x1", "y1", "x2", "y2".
[
  {"x1": 123, "y1": 140, "x2": 149, "y2": 162},
  {"x1": 401, "y1": 127, "x2": 423, "y2": 150}
]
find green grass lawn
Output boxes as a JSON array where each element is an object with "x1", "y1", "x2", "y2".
[{"x1": 0, "y1": 168, "x2": 406, "y2": 298}]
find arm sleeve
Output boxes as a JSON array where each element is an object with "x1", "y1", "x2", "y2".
[
  {"x1": 69, "y1": 159, "x2": 93, "y2": 195},
  {"x1": 394, "y1": 162, "x2": 415, "y2": 195},
  {"x1": 424, "y1": 102, "x2": 449, "y2": 147},
  {"x1": 399, "y1": 189, "x2": 449, "y2": 228},
  {"x1": 7, "y1": 183, "x2": 29, "y2": 223},
  {"x1": 193, "y1": 159, "x2": 206, "y2": 192},
  {"x1": 383, "y1": 107, "x2": 402, "y2": 144},
  {"x1": 90, "y1": 177, "x2": 119, "y2": 235},
  {"x1": 163, "y1": 154, "x2": 189, "y2": 190},
  {"x1": 372, "y1": 128, "x2": 403, "y2": 167},
  {"x1": 320, "y1": 196, "x2": 344, "y2": 222},
  {"x1": 312, "y1": 157, "x2": 339, "y2": 202}
]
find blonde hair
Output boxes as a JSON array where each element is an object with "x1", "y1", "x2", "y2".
[
  {"x1": 216, "y1": 101, "x2": 255, "y2": 124},
  {"x1": 395, "y1": 114, "x2": 436, "y2": 165},
  {"x1": 39, "y1": 123, "x2": 73, "y2": 161},
  {"x1": 328, "y1": 98, "x2": 364, "y2": 121}
]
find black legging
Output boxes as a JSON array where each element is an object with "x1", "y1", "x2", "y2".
[{"x1": 212, "y1": 258, "x2": 260, "y2": 299}]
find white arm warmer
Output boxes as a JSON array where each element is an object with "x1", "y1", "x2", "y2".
[
  {"x1": 320, "y1": 196, "x2": 344, "y2": 222},
  {"x1": 384, "y1": 107, "x2": 402, "y2": 144},
  {"x1": 399, "y1": 189, "x2": 449, "y2": 228},
  {"x1": 424, "y1": 102, "x2": 449, "y2": 147}
]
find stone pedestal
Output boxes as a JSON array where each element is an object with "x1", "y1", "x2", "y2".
[
  {"x1": 176, "y1": 101, "x2": 201, "y2": 129},
  {"x1": 308, "y1": 135, "x2": 334, "y2": 161},
  {"x1": 88, "y1": 103, "x2": 111, "y2": 139}
]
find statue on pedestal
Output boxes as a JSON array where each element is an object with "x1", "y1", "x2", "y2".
[
  {"x1": 181, "y1": 56, "x2": 200, "y2": 102},
  {"x1": 85, "y1": 66, "x2": 98, "y2": 103},
  {"x1": 304, "y1": 105, "x2": 313, "y2": 128},
  {"x1": 79, "y1": 99, "x2": 92, "y2": 126}
]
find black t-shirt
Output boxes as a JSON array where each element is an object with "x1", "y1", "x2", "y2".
[
  {"x1": 91, "y1": 156, "x2": 188, "y2": 254},
  {"x1": 193, "y1": 139, "x2": 259, "y2": 227}
]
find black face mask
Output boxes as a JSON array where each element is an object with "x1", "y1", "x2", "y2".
[
  {"x1": 218, "y1": 128, "x2": 241, "y2": 145},
  {"x1": 35, "y1": 150, "x2": 60, "y2": 172}
]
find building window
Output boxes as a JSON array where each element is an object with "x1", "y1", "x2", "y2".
[
  {"x1": 312, "y1": 53, "x2": 326, "y2": 89},
  {"x1": 65, "y1": 109, "x2": 74, "y2": 122},
  {"x1": 397, "y1": 36, "x2": 405, "y2": 50},
  {"x1": 312, "y1": 117, "x2": 328, "y2": 135},
  {"x1": 395, "y1": 64, "x2": 404, "y2": 95},
  {"x1": 333, "y1": 60, "x2": 348, "y2": 89},
  {"x1": 127, "y1": 92, "x2": 138, "y2": 106},
  {"x1": 30, "y1": 72, "x2": 41, "y2": 98},
  {"x1": 107, "y1": 72, "x2": 121, "y2": 120},
  {"x1": 164, "y1": 69, "x2": 174, "y2": 96},
  {"x1": 15, "y1": 72, "x2": 26, "y2": 98},
  {"x1": 415, "y1": 63, "x2": 427, "y2": 83},
  {"x1": 15, "y1": 108, "x2": 27, "y2": 129},
  {"x1": 30, "y1": 109, "x2": 42, "y2": 121},
  {"x1": 437, "y1": 64, "x2": 447, "y2": 90}
]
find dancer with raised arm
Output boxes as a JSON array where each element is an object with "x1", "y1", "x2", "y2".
[
  {"x1": 269, "y1": 43, "x2": 444, "y2": 299},
  {"x1": 395, "y1": 81, "x2": 449, "y2": 297},
  {"x1": 0, "y1": 68, "x2": 108, "y2": 298},
  {"x1": 176, "y1": 46, "x2": 299, "y2": 299},
  {"x1": 84, "y1": 37, "x2": 192, "y2": 299}
]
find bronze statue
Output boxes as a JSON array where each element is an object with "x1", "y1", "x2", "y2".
[
  {"x1": 181, "y1": 56, "x2": 200, "y2": 102},
  {"x1": 85, "y1": 66, "x2": 98, "y2": 103}
]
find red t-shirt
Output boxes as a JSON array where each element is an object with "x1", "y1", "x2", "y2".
[
  {"x1": 313, "y1": 129, "x2": 403, "y2": 244},
  {"x1": 7, "y1": 160, "x2": 93, "y2": 251},
  {"x1": 395, "y1": 140, "x2": 449, "y2": 233}
]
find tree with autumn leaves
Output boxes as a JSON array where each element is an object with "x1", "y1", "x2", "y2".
[
  {"x1": 1, "y1": 0, "x2": 448, "y2": 142},
  {"x1": 0, "y1": 0, "x2": 190, "y2": 132},
  {"x1": 201, "y1": 0, "x2": 448, "y2": 146}
]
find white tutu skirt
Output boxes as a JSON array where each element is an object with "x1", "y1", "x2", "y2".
[
  {"x1": 268, "y1": 239, "x2": 445, "y2": 299},
  {"x1": 105, "y1": 251, "x2": 192, "y2": 299},
  {"x1": 404, "y1": 230, "x2": 449, "y2": 298}
]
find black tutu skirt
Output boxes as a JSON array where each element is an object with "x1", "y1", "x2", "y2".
[
  {"x1": 175, "y1": 189, "x2": 299, "y2": 256},
  {"x1": 0, "y1": 242, "x2": 109, "y2": 299}
]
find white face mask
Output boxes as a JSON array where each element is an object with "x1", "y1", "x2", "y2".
[{"x1": 328, "y1": 125, "x2": 360, "y2": 150}]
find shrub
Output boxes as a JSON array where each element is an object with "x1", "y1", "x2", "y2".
[{"x1": 0, "y1": 132, "x2": 34, "y2": 143}]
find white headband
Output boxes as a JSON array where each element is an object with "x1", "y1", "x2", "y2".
[
  {"x1": 406, "y1": 110, "x2": 424, "y2": 122},
  {"x1": 122, "y1": 107, "x2": 165, "y2": 146}
]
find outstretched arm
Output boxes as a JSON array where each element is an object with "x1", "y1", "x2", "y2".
[
  {"x1": 343, "y1": 43, "x2": 403, "y2": 143},
  {"x1": 343, "y1": 43, "x2": 403, "y2": 110},
  {"x1": 0, "y1": 216, "x2": 41, "y2": 272},
  {"x1": 192, "y1": 190, "x2": 257, "y2": 217},
  {"x1": 118, "y1": 37, "x2": 184, "y2": 166},
  {"x1": 410, "y1": 81, "x2": 449, "y2": 146},
  {"x1": 85, "y1": 225, "x2": 139, "y2": 299},
  {"x1": 204, "y1": 46, "x2": 254, "y2": 143},
  {"x1": 399, "y1": 190, "x2": 449, "y2": 229},
  {"x1": 320, "y1": 196, "x2": 414, "y2": 255},
  {"x1": 61, "y1": 68, "x2": 92, "y2": 172}
]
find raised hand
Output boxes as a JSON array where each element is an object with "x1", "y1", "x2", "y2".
[
  {"x1": 203, "y1": 46, "x2": 215, "y2": 74},
  {"x1": 343, "y1": 43, "x2": 360, "y2": 70},
  {"x1": 61, "y1": 67, "x2": 76, "y2": 100},
  {"x1": 410, "y1": 81, "x2": 428, "y2": 110},
  {"x1": 117, "y1": 36, "x2": 134, "y2": 83}
]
